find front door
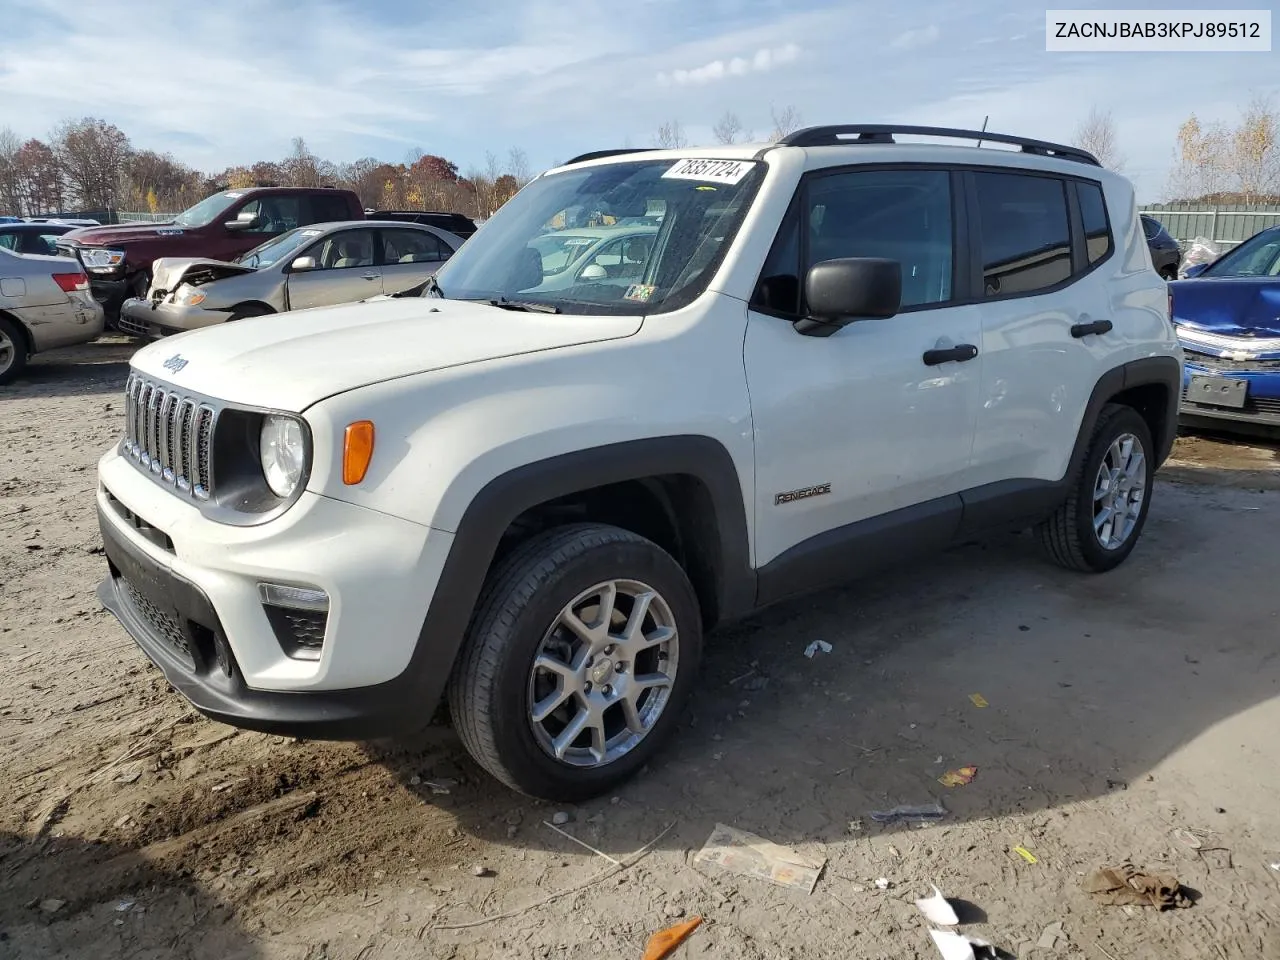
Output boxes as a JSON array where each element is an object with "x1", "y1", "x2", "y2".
[
  {"x1": 286, "y1": 227, "x2": 383, "y2": 310},
  {"x1": 744, "y1": 167, "x2": 982, "y2": 584}
]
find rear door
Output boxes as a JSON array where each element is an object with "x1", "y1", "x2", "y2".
[
  {"x1": 377, "y1": 228, "x2": 452, "y2": 294},
  {"x1": 966, "y1": 169, "x2": 1113, "y2": 487},
  {"x1": 285, "y1": 227, "x2": 382, "y2": 310}
]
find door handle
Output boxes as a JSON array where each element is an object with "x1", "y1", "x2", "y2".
[
  {"x1": 361, "y1": 272, "x2": 379, "y2": 281},
  {"x1": 1070, "y1": 318, "x2": 1113, "y2": 338},
  {"x1": 922, "y1": 343, "x2": 979, "y2": 366}
]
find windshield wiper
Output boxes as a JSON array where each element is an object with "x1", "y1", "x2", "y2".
[{"x1": 486, "y1": 297, "x2": 560, "y2": 314}]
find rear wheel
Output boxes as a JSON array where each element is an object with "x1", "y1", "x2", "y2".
[
  {"x1": 448, "y1": 523, "x2": 702, "y2": 801},
  {"x1": 1039, "y1": 403, "x2": 1154, "y2": 572},
  {"x1": 0, "y1": 316, "x2": 29, "y2": 386}
]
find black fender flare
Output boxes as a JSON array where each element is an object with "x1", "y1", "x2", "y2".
[
  {"x1": 1070, "y1": 355, "x2": 1182, "y2": 472},
  {"x1": 393, "y1": 435, "x2": 756, "y2": 725}
]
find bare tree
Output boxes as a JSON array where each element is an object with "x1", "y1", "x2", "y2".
[
  {"x1": 0, "y1": 127, "x2": 22, "y2": 215},
  {"x1": 712, "y1": 111, "x2": 744, "y2": 145},
  {"x1": 653, "y1": 120, "x2": 688, "y2": 149},
  {"x1": 769, "y1": 105, "x2": 803, "y2": 141},
  {"x1": 281, "y1": 136, "x2": 322, "y2": 187},
  {"x1": 15, "y1": 139, "x2": 63, "y2": 213},
  {"x1": 507, "y1": 147, "x2": 532, "y2": 186},
  {"x1": 1072, "y1": 107, "x2": 1125, "y2": 171},
  {"x1": 53, "y1": 118, "x2": 131, "y2": 209}
]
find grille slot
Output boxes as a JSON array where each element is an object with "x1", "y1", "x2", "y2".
[
  {"x1": 122, "y1": 374, "x2": 216, "y2": 500},
  {"x1": 1185, "y1": 351, "x2": 1280, "y2": 373}
]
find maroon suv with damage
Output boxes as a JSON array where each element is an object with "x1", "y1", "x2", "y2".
[{"x1": 55, "y1": 186, "x2": 364, "y2": 323}]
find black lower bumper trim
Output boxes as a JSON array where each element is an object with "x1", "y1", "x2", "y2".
[{"x1": 97, "y1": 503, "x2": 434, "y2": 740}]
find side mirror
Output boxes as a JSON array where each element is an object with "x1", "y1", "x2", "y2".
[
  {"x1": 290, "y1": 256, "x2": 316, "y2": 272},
  {"x1": 796, "y1": 258, "x2": 902, "y2": 337},
  {"x1": 1179, "y1": 262, "x2": 1208, "y2": 279},
  {"x1": 580, "y1": 263, "x2": 607, "y2": 281},
  {"x1": 225, "y1": 210, "x2": 260, "y2": 231}
]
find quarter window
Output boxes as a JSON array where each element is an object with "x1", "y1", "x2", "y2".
[
  {"x1": 973, "y1": 172, "x2": 1071, "y2": 297},
  {"x1": 1078, "y1": 182, "x2": 1113, "y2": 265}
]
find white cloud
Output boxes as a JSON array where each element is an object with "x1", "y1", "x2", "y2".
[
  {"x1": 891, "y1": 23, "x2": 941, "y2": 50},
  {"x1": 659, "y1": 42, "x2": 802, "y2": 86}
]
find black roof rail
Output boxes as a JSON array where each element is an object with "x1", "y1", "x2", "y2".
[
  {"x1": 563, "y1": 148, "x2": 659, "y2": 166},
  {"x1": 775, "y1": 125, "x2": 1100, "y2": 166}
]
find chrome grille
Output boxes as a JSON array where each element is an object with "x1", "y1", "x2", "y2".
[{"x1": 123, "y1": 374, "x2": 216, "y2": 500}]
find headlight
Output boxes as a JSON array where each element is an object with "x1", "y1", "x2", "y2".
[
  {"x1": 174, "y1": 284, "x2": 206, "y2": 306},
  {"x1": 79, "y1": 248, "x2": 126, "y2": 272},
  {"x1": 259, "y1": 415, "x2": 306, "y2": 499}
]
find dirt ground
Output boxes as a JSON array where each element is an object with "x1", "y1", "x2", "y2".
[{"x1": 3, "y1": 336, "x2": 1280, "y2": 960}]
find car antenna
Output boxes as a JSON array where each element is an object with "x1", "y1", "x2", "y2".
[{"x1": 976, "y1": 115, "x2": 988, "y2": 148}]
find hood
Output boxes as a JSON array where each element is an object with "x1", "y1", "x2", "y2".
[
  {"x1": 61, "y1": 221, "x2": 182, "y2": 246},
  {"x1": 149, "y1": 256, "x2": 255, "y2": 296},
  {"x1": 129, "y1": 297, "x2": 643, "y2": 410},
  {"x1": 1170, "y1": 277, "x2": 1280, "y2": 340}
]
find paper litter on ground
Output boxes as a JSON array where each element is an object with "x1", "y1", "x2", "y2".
[
  {"x1": 914, "y1": 884, "x2": 959, "y2": 925},
  {"x1": 929, "y1": 929, "x2": 995, "y2": 960},
  {"x1": 803, "y1": 640, "x2": 833, "y2": 659},
  {"x1": 693, "y1": 822, "x2": 825, "y2": 894}
]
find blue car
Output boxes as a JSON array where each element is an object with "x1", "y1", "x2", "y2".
[{"x1": 1171, "y1": 225, "x2": 1280, "y2": 432}]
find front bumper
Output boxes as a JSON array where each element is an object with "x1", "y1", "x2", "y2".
[
  {"x1": 1179, "y1": 358, "x2": 1280, "y2": 428},
  {"x1": 86, "y1": 275, "x2": 131, "y2": 317},
  {"x1": 119, "y1": 296, "x2": 219, "y2": 339},
  {"x1": 96, "y1": 446, "x2": 457, "y2": 739}
]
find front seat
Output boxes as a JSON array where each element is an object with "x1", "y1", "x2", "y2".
[{"x1": 333, "y1": 238, "x2": 367, "y2": 269}]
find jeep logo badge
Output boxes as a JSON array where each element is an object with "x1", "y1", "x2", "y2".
[{"x1": 162, "y1": 354, "x2": 188, "y2": 374}]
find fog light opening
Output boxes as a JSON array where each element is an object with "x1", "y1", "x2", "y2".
[
  {"x1": 259, "y1": 582, "x2": 329, "y2": 662},
  {"x1": 258, "y1": 582, "x2": 329, "y2": 612}
]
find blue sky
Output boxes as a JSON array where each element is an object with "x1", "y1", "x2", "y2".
[{"x1": 0, "y1": 0, "x2": 1275, "y2": 201}]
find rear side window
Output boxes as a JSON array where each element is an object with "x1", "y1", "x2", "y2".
[
  {"x1": 382, "y1": 229, "x2": 449, "y2": 264},
  {"x1": 973, "y1": 172, "x2": 1071, "y2": 297},
  {"x1": 308, "y1": 193, "x2": 353, "y2": 225},
  {"x1": 1140, "y1": 215, "x2": 1160, "y2": 240},
  {"x1": 1078, "y1": 183, "x2": 1113, "y2": 265}
]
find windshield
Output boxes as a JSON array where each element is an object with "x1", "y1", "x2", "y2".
[
  {"x1": 173, "y1": 191, "x2": 241, "y2": 228},
  {"x1": 237, "y1": 227, "x2": 321, "y2": 268},
  {"x1": 1203, "y1": 229, "x2": 1280, "y2": 278},
  {"x1": 428, "y1": 157, "x2": 764, "y2": 314}
]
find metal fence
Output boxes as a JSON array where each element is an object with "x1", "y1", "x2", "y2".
[
  {"x1": 116, "y1": 211, "x2": 178, "y2": 223},
  {"x1": 1138, "y1": 203, "x2": 1280, "y2": 250}
]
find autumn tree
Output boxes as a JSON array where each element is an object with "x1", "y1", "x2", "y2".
[
  {"x1": 53, "y1": 118, "x2": 131, "y2": 209},
  {"x1": 15, "y1": 139, "x2": 63, "y2": 213},
  {"x1": 127, "y1": 150, "x2": 201, "y2": 211},
  {"x1": 1072, "y1": 106, "x2": 1125, "y2": 171},
  {"x1": 0, "y1": 127, "x2": 22, "y2": 215},
  {"x1": 1230, "y1": 94, "x2": 1279, "y2": 203}
]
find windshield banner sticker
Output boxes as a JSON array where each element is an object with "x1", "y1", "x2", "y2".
[{"x1": 661, "y1": 158, "x2": 753, "y2": 184}]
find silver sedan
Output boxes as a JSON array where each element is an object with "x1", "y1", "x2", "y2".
[
  {"x1": 118, "y1": 220, "x2": 464, "y2": 339},
  {"x1": 0, "y1": 247, "x2": 105, "y2": 385}
]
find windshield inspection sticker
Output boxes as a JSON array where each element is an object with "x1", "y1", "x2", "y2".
[
  {"x1": 662, "y1": 158, "x2": 753, "y2": 184},
  {"x1": 623, "y1": 283, "x2": 657, "y2": 303}
]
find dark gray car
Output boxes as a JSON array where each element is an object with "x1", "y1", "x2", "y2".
[{"x1": 117, "y1": 220, "x2": 463, "y2": 339}]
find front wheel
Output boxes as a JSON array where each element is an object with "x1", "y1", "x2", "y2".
[
  {"x1": 448, "y1": 523, "x2": 702, "y2": 801},
  {"x1": 1039, "y1": 403, "x2": 1155, "y2": 572}
]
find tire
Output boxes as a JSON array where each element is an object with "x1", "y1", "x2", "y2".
[
  {"x1": 0, "y1": 315, "x2": 29, "y2": 386},
  {"x1": 226, "y1": 305, "x2": 272, "y2": 323},
  {"x1": 1038, "y1": 403, "x2": 1155, "y2": 572},
  {"x1": 448, "y1": 523, "x2": 703, "y2": 801}
]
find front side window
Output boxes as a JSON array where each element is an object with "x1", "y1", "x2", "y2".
[
  {"x1": 0, "y1": 232, "x2": 16, "y2": 251},
  {"x1": 1202, "y1": 229, "x2": 1280, "y2": 278},
  {"x1": 1078, "y1": 182, "x2": 1113, "y2": 266},
  {"x1": 429, "y1": 158, "x2": 763, "y2": 314},
  {"x1": 308, "y1": 229, "x2": 375, "y2": 269},
  {"x1": 1141, "y1": 215, "x2": 1160, "y2": 240},
  {"x1": 238, "y1": 196, "x2": 302, "y2": 234},
  {"x1": 974, "y1": 172, "x2": 1071, "y2": 297},
  {"x1": 750, "y1": 168, "x2": 954, "y2": 314}
]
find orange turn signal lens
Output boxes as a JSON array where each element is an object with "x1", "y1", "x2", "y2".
[{"x1": 342, "y1": 421, "x2": 375, "y2": 485}]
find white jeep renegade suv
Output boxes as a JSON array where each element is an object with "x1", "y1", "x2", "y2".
[{"x1": 96, "y1": 126, "x2": 1182, "y2": 800}]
